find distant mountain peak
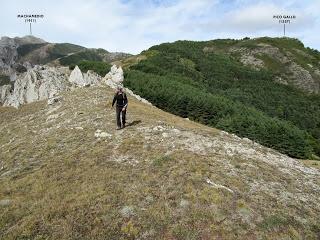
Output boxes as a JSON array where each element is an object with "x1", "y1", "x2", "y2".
[{"x1": 14, "y1": 35, "x2": 47, "y2": 45}]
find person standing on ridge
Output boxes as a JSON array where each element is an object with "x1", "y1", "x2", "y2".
[{"x1": 112, "y1": 87, "x2": 128, "y2": 130}]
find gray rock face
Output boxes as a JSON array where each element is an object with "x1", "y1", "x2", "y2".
[
  {"x1": 1, "y1": 64, "x2": 103, "y2": 108},
  {"x1": 103, "y1": 65, "x2": 124, "y2": 88},
  {"x1": 0, "y1": 37, "x2": 19, "y2": 78},
  {"x1": 0, "y1": 85, "x2": 11, "y2": 104},
  {"x1": 4, "y1": 65, "x2": 69, "y2": 108},
  {"x1": 68, "y1": 66, "x2": 85, "y2": 86},
  {"x1": 288, "y1": 62, "x2": 319, "y2": 93},
  {"x1": 84, "y1": 70, "x2": 101, "y2": 86},
  {"x1": 0, "y1": 63, "x2": 150, "y2": 108},
  {"x1": 69, "y1": 66, "x2": 101, "y2": 87}
]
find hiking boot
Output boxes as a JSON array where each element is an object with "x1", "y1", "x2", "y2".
[{"x1": 116, "y1": 127, "x2": 121, "y2": 130}]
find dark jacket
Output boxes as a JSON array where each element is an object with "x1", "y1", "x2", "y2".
[{"x1": 112, "y1": 91, "x2": 128, "y2": 108}]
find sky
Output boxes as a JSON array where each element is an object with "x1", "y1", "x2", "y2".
[{"x1": 1, "y1": 0, "x2": 320, "y2": 54}]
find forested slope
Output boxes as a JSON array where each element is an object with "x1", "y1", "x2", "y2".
[{"x1": 124, "y1": 38, "x2": 320, "y2": 159}]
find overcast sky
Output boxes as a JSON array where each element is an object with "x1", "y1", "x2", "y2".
[{"x1": 1, "y1": 0, "x2": 319, "y2": 54}]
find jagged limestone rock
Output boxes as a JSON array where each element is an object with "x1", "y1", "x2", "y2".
[
  {"x1": 69, "y1": 66, "x2": 101, "y2": 87},
  {"x1": 4, "y1": 65, "x2": 69, "y2": 108},
  {"x1": 103, "y1": 65, "x2": 124, "y2": 88},
  {"x1": 1, "y1": 63, "x2": 150, "y2": 108},
  {"x1": 84, "y1": 70, "x2": 101, "y2": 86},
  {"x1": 68, "y1": 66, "x2": 85, "y2": 86}
]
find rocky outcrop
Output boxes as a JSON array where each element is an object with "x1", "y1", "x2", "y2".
[
  {"x1": 103, "y1": 65, "x2": 124, "y2": 88},
  {"x1": 0, "y1": 63, "x2": 151, "y2": 108},
  {"x1": 3, "y1": 65, "x2": 69, "y2": 108},
  {"x1": 68, "y1": 66, "x2": 101, "y2": 87},
  {"x1": 84, "y1": 70, "x2": 101, "y2": 86},
  {"x1": 0, "y1": 85, "x2": 11, "y2": 104},
  {"x1": 288, "y1": 62, "x2": 319, "y2": 93},
  {"x1": 0, "y1": 37, "x2": 19, "y2": 79},
  {"x1": 68, "y1": 66, "x2": 85, "y2": 86}
]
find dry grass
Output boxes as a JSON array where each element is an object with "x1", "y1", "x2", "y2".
[{"x1": 0, "y1": 86, "x2": 319, "y2": 239}]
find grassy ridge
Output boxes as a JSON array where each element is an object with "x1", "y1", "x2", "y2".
[
  {"x1": 124, "y1": 38, "x2": 320, "y2": 159},
  {"x1": 59, "y1": 49, "x2": 103, "y2": 66}
]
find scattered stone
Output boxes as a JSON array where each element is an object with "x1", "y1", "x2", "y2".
[
  {"x1": 46, "y1": 113, "x2": 60, "y2": 122},
  {"x1": 145, "y1": 196, "x2": 154, "y2": 203},
  {"x1": 0, "y1": 199, "x2": 11, "y2": 206},
  {"x1": 179, "y1": 199, "x2": 190, "y2": 208},
  {"x1": 48, "y1": 95, "x2": 62, "y2": 105},
  {"x1": 162, "y1": 132, "x2": 169, "y2": 138},
  {"x1": 206, "y1": 178, "x2": 234, "y2": 193},
  {"x1": 152, "y1": 126, "x2": 166, "y2": 132},
  {"x1": 94, "y1": 129, "x2": 112, "y2": 138},
  {"x1": 171, "y1": 128, "x2": 181, "y2": 134},
  {"x1": 120, "y1": 206, "x2": 135, "y2": 218}
]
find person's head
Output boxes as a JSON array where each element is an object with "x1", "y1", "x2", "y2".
[{"x1": 117, "y1": 86, "x2": 123, "y2": 93}]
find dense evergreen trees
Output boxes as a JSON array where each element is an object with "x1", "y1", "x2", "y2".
[{"x1": 124, "y1": 39, "x2": 320, "y2": 159}]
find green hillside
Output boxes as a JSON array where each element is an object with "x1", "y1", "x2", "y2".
[{"x1": 124, "y1": 38, "x2": 320, "y2": 159}]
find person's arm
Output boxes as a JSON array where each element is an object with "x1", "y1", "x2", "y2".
[
  {"x1": 112, "y1": 94, "x2": 117, "y2": 107},
  {"x1": 123, "y1": 93, "x2": 128, "y2": 109}
]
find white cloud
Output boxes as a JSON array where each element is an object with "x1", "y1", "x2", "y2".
[{"x1": 0, "y1": 0, "x2": 319, "y2": 53}]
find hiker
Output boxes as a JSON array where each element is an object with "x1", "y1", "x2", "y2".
[{"x1": 112, "y1": 87, "x2": 128, "y2": 130}]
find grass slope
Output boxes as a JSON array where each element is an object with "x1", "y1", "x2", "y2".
[{"x1": 0, "y1": 86, "x2": 319, "y2": 239}]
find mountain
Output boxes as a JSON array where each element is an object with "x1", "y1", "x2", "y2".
[
  {"x1": 122, "y1": 37, "x2": 320, "y2": 159},
  {"x1": 0, "y1": 84, "x2": 319, "y2": 239},
  {"x1": 0, "y1": 35, "x2": 131, "y2": 83}
]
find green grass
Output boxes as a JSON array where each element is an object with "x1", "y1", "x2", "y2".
[
  {"x1": 59, "y1": 50, "x2": 103, "y2": 66},
  {"x1": 255, "y1": 54, "x2": 284, "y2": 73}
]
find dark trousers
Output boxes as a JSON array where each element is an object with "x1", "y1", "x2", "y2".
[{"x1": 116, "y1": 106, "x2": 126, "y2": 127}]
